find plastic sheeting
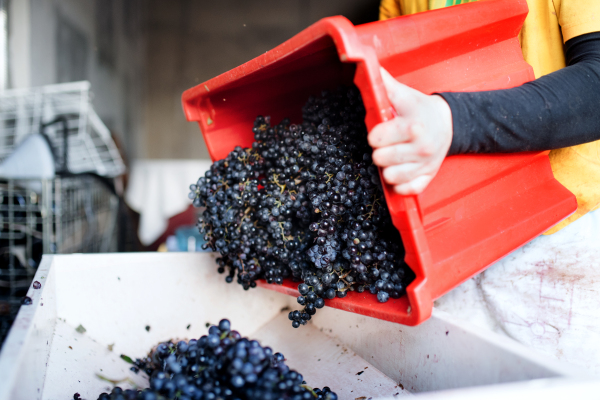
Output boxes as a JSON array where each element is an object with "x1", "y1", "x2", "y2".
[{"x1": 436, "y1": 207, "x2": 600, "y2": 375}]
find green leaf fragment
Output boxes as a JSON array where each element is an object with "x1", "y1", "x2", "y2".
[
  {"x1": 75, "y1": 324, "x2": 86, "y2": 334},
  {"x1": 95, "y1": 373, "x2": 136, "y2": 387},
  {"x1": 120, "y1": 354, "x2": 134, "y2": 364}
]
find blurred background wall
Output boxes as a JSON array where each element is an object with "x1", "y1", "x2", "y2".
[
  {"x1": 144, "y1": 0, "x2": 379, "y2": 159},
  {"x1": 4, "y1": 0, "x2": 378, "y2": 162},
  {"x1": 7, "y1": 0, "x2": 146, "y2": 160}
]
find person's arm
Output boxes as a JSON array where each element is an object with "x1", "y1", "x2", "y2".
[
  {"x1": 370, "y1": 32, "x2": 600, "y2": 195},
  {"x1": 442, "y1": 31, "x2": 600, "y2": 154}
]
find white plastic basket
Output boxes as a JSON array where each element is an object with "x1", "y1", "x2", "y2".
[
  {"x1": 0, "y1": 253, "x2": 592, "y2": 400},
  {"x1": 0, "y1": 81, "x2": 125, "y2": 177}
]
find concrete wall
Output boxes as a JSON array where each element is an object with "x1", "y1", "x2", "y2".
[
  {"x1": 143, "y1": 0, "x2": 379, "y2": 160},
  {"x1": 7, "y1": 0, "x2": 146, "y2": 161}
]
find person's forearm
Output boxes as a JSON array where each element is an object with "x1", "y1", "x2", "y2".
[{"x1": 440, "y1": 32, "x2": 600, "y2": 155}]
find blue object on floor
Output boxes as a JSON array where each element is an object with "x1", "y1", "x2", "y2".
[{"x1": 167, "y1": 225, "x2": 209, "y2": 252}]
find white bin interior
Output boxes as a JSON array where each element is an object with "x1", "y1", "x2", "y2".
[{"x1": 0, "y1": 253, "x2": 585, "y2": 400}]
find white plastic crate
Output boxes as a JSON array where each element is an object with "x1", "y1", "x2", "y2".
[
  {"x1": 0, "y1": 253, "x2": 595, "y2": 400},
  {"x1": 0, "y1": 81, "x2": 125, "y2": 178}
]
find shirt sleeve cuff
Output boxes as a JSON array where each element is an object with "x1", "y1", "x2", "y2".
[
  {"x1": 436, "y1": 92, "x2": 472, "y2": 155},
  {"x1": 562, "y1": 21, "x2": 600, "y2": 43}
]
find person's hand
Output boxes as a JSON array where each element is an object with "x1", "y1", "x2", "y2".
[{"x1": 369, "y1": 68, "x2": 453, "y2": 195}]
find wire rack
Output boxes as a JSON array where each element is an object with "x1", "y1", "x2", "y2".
[
  {"x1": 0, "y1": 81, "x2": 125, "y2": 345},
  {"x1": 0, "y1": 176, "x2": 119, "y2": 343},
  {"x1": 0, "y1": 81, "x2": 125, "y2": 177}
]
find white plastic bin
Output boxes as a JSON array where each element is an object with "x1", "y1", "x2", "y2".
[{"x1": 0, "y1": 253, "x2": 593, "y2": 400}]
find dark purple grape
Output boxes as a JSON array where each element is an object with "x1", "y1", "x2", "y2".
[{"x1": 188, "y1": 85, "x2": 414, "y2": 329}]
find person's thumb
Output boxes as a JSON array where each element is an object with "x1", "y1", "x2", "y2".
[{"x1": 380, "y1": 67, "x2": 420, "y2": 115}]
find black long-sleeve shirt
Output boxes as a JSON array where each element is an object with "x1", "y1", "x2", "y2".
[{"x1": 440, "y1": 31, "x2": 600, "y2": 155}]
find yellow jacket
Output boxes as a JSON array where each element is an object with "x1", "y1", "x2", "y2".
[{"x1": 380, "y1": 0, "x2": 600, "y2": 233}]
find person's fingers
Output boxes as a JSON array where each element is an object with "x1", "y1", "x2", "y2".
[
  {"x1": 393, "y1": 175, "x2": 434, "y2": 195},
  {"x1": 381, "y1": 163, "x2": 422, "y2": 185},
  {"x1": 372, "y1": 143, "x2": 419, "y2": 167},
  {"x1": 380, "y1": 68, "x2": 410, "y2": 113},
  {"x1": 372, "y1": 144, "x2": 413, "y2": 167},
  {"x1": 380, "y1": 67, "x2": 422, "y2": 114},
  {"x1": 368, "y1": 118, "x2": 411, "y2": 148},
  {"x1": 372, "y1": 125, "x2": 428, "y2": 166}
]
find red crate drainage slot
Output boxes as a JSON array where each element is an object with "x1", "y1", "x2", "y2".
[{"x1": 182, "y1": 0, "x2": 576, "y2": 326}]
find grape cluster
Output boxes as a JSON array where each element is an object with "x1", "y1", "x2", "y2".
[
  {"x1": 94, "y1": 320, "x2": 336, "y2": 400},
  {"x1": 189, "y1": 86, "x2": 414, "y2": 328}
]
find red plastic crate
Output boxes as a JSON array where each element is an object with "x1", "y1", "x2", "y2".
[{"x1": 182, "y1": 0, "x2": 576, "y2": 326}]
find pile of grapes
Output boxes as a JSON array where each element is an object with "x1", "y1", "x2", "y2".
[
  {"x1": 189, "y1": 86, "x2": 414, "y2": 327},
  {"x1": 92, "y1": 319, "x2": 336, "y2": 400}
]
